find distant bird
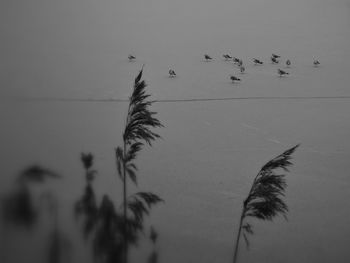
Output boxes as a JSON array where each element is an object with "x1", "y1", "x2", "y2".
[
  {"x1": 230, "y1": 75, "x2": 241, "y2": 83},
  {"x1": 278, "y1": 69, "x2": 289, "y2": 77},
  {"x1": 272, "y1": 53, "x2": 281, "y2": 59},
  {"x1": 233, "y1": 57, "x2": 242, "y2": 65},
  {"x1": 128, "y1": 55, "x2": 136, "y2": 61},
  {"x1": 313, "y1": 60, "x2": 320, "y2": 67},
  {"x1": 223, "y1": 54, "x2": 232, "y2": 60},
  {"x1": 240, "y1": 65, "x2": 245, "y2": 74},
  {"x1": 286, "y1": 59, "x2": 291, "y2": 67},
  {"x1": 204, "y1": 54, "x2": 212, "y2": 61},
  {"x1": 271, "y1": 56, "x2": 279, "y2": 64},
  {"x1": 168, "y1": 69, "x2": 176, "y2": 77},
  {"x1": 253, "y1": 58, "x2": 263, "y2": 65}
]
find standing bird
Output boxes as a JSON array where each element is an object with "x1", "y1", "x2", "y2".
[
  {"x1": 204, "y1": 54, "x2": 212, "y2": 61},
  {"x1": 169, "y1": 69, "x2": 176, "y2": 77},
  {"x1": 240, "y1": 65, "x2": 245, "y2": 74},
  {"x1": 253, "y1": 58, "x2": 263, "y2": 65},
  {"x1": 278, "y1": 69, "x2": 289, "y2": 77},
  {"x1": 272, "y1": 53, "x2": 281, "y2": 59},
  {"x1": 313, "y1": 60, "x2": 320, "y2": 67},
  {"x1": 286, "y1": 59, "x2": 291, "y2": 67},
  {"x1": 233, "y1": 57, "x2": 241, "y2": 65},
  {"x1": 223, "y1": 54, "x2": 232, "y2": 60},
  {"x1": 271, "y1": 56, "x2": 279, "y2": 64},
  {"x1": 128, "y1": 55, "x2": 136, "y2": 61},
  {"x1": 230, "y1": 75, "x2": 241, "y2": 83}
]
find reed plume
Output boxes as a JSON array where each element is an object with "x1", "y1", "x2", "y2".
[
  {"x1": 115, "y1": 66, "x2": 163, "y2": 263},
  {"x1": 233, "y1": 144, "x2": 299, "y2": 263}
]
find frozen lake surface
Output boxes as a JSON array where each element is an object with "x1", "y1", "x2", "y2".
[{"x1": 1, "y1": 0, "x2": 350, "y2": 262}]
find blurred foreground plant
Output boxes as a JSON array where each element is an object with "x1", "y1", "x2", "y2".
[
  {"x1": 2, "y1": 165, "x2": 60, "y2": 228},
  {"x1": 1, "y1": 165, "x2": 70, "y2": 263}
]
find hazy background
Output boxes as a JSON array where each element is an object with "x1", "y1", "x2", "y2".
[{"x1": 1, "y1": 0, "x2": 350, "y2": 262}]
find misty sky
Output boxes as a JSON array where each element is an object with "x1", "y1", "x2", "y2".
[{"x1": 1, "y1": 0, "x2": 349, "y2": 99}]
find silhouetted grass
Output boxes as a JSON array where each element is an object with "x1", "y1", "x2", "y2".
[
  {"x1": 233, "y1": 144, "x2": 299, "y2": 263},
  {"x1": 0, "y1": 68, "x2": 302, "y2": 263},
  {"x1": 73, "y1": 68, "x2": 164, "y2": 263},
  {"x1": 115, "y1": 66, "x2": 163, "y2": 263}
]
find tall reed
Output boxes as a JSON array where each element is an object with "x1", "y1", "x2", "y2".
[
  {"x1": 115, "y1": 66, "x2": 163, "y2": 263},
  {"x1": 233, "y1": 144, "x2": 299, "y2": 263}
]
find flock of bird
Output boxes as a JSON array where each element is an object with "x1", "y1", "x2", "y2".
[{"x1": 128, "y1": 54, "x2": 320, "y2": 84}]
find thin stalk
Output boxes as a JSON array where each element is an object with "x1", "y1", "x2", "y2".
[
  {"x1": 233, "y1": 207, "x2": 245, "y2": 263},
  {"x1": 122, "y1": 100, "x2": 132, "y2": 263},
  {"x1": 122, "y1": 141, "x2": 128, "y2": 263},
  {"x1": 233, "y1": 173, "x2": 259, "y2": 263}
]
